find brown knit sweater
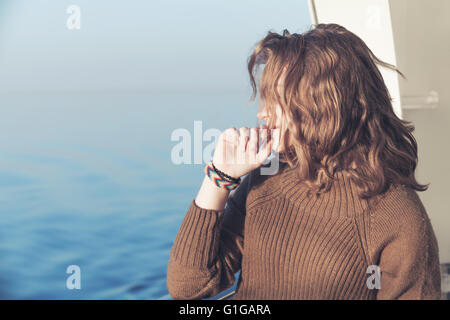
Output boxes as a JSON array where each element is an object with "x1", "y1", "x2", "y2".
[{"x1": 167, "y1": 162, "x2": 441, "y2": 299}]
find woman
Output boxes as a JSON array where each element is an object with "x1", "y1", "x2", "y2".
[{"x1": 166, "y1": 23, "x2": 441, "y2": 300}]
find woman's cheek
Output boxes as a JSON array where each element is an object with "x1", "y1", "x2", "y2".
[{"x1": 271, "y1": 128, "x2": 283, "y2": 152}]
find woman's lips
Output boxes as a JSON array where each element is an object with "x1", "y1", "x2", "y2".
[{"x1": 259, "y1": 124, "x2": 279, "y2": 130}]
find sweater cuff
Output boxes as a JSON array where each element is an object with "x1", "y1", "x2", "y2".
[{"x1": 170, "y1": 199, "x2": 225, "y2": 268}]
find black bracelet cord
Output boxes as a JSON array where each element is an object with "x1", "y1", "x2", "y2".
[{"x1": 211, "y1": 161, "x2": 241, "y2": 185}]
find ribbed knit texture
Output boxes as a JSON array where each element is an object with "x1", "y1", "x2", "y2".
[{"x1": 167, "y1": 162, "x2": 441, "y2": 300}]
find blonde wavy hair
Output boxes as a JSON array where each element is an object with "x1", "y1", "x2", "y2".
[{"x1": 247, "y1": 23, "x2": 428, "y2": 199}]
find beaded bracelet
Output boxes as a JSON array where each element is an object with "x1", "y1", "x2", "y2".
[
  {"x1": 211, "y1": 161, "x2": 241, "y2": 185},
  {"x1": 205, "y1": 162, "x2": 240, "y2": 191}
]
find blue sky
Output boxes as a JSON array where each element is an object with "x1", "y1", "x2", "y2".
[{"x1": 0, "y1": 0, "x2": 311, "y2": 93}]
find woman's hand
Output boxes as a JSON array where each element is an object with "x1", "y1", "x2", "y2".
[
  {"x1": 212, "y1": 125, "x2": 273, "y2": 179},
  {"x1": 195, "y1": 125, "x2": 275, "y2": 211}
]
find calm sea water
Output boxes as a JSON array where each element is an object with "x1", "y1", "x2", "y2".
[{"x1": 0, "y1": 92, "x2": 255, "y2": 299}]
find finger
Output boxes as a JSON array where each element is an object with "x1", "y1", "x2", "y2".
[
  {"x1": 238, "y1": 126, "x2": 250, "y2": 143},
  {"x1": 256, "y1": 134, "x2": 273, "y2": 164},
  {"x1": 236, "y1": 127, "x2": 249, "y2": 165},
  {"x1": 218, "y1": 127, "x2": 238, "y2": 165},
  {"x1": 247, "y1": 127, "x2": 258, "y2": 164},
  {"x1": 223, "y1": 127, "x2": 239, "y2": 143},
  {"x1": 258, "y1": 125, "x2": 269, "y2": 150}
]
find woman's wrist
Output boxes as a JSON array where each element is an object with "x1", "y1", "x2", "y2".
[
  {"x1": 211, "y1": 161, "x2": 241, "y2": 184},
  {"x1": 195, "y1": 175, "x2": 230, "y2": 211},
  {"x1": 205, "y1": 162, "x2": 241, "y2": 191}
]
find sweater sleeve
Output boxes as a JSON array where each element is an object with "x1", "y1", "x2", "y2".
[
  {"x1": 369, "y1": 187, "x2": 441, "y2": 300},
  {"x1": 166, "y1": 173, "x2": 251, "y2": 300}
]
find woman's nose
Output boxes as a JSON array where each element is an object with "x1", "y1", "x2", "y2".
[{"x1": 257, "y1": 105, "x2": 268, "y2": 122}]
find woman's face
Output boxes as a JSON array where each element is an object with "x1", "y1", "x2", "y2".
[
  {"x1": 256, "y1": 71, "x2": 291, "y2": 153},
  {"x1": 256, "y1": 100, "x2": 287, "y2": 153}
]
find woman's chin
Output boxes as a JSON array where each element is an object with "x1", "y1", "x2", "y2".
[{"x1": 271, "y1": 143, "x2": 284, "y2": 153}]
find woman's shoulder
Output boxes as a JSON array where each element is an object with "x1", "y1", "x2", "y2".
[{"x1": 368, "y1": 183, "x2": 431, "y2": 235}]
